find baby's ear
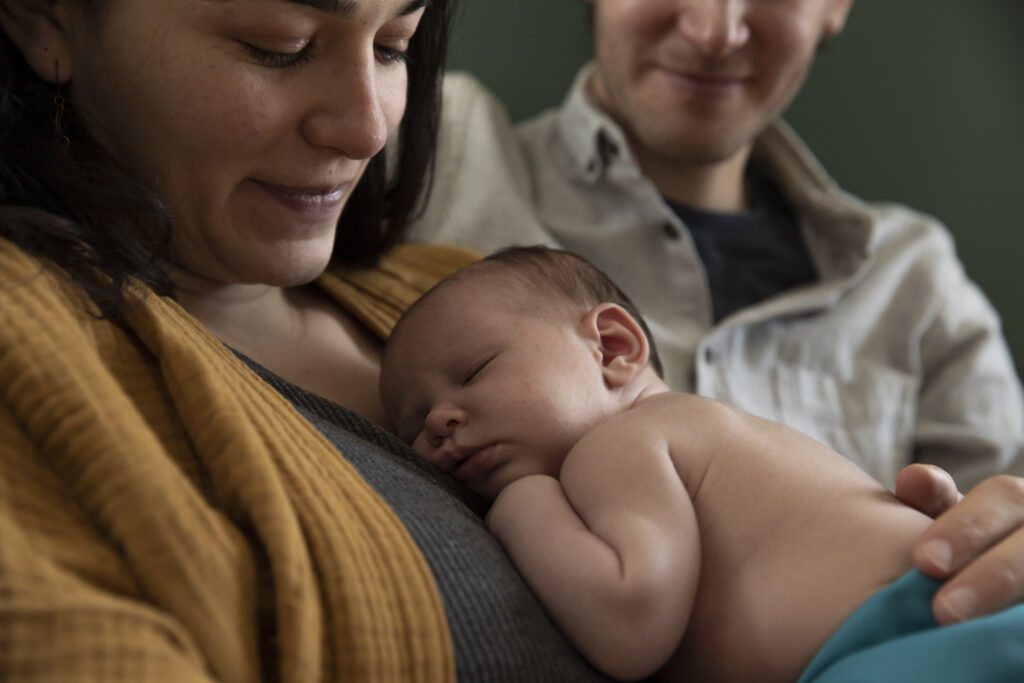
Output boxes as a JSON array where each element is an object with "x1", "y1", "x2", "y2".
[
  {"x1": 0, "y1": 0, "x2": 75, "y2": 84},
  {"x1": 581, "y1": 303, "x2": 650, "y2": 389}
]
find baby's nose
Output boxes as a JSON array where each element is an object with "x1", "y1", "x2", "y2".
[{"x1": 425, "y1": 404, "x2": 465, "y2": 441}]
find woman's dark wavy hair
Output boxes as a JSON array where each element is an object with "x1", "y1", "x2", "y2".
[{"x1": 0, "y1": 0, "x2": 454, "y2": 318}]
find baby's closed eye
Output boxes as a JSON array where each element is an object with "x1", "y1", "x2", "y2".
[{"x1": 461, "y1": 356, "x2": 494, "y2": 385}]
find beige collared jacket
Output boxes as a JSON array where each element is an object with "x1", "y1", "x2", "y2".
[{"x1": 406, "y1": 67, "x2": 1024, "y2": 491}]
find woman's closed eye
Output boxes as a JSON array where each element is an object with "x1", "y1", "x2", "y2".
[
  {"x1": 238, "y1": 39, "x2": 314, "y2": 69},
  {"x1": 239, "y1": 39, "x2": 406, "y2": 69},
  {"x1": 375, "y1": 43, "x2": 409, "y2": 65},
  {"x1": 376, "y1": 7, "x2": 422, "y2": 66}
]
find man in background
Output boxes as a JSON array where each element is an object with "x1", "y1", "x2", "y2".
[{"x1": 402, "y1": 0, "x2": 1024, "y2": 624}]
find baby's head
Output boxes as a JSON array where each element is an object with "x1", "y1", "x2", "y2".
[{"x1": 380, "y1": 246, "x2": 665, "y2": 499}]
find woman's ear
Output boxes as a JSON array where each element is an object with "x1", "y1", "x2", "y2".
[
  {"x1": 581, "y1": 303, "x2": 651, "y2": 389},
  {"x1": 0, "y1": 0, "x2": 74, "y2": 84}
]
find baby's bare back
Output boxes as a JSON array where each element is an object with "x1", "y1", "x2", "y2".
[{"x1": 635, "y1": 393, "x2": 932, "y2": 683}]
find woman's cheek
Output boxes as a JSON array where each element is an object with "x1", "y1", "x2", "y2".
[{"x1": 382, "y1": 70, "x2": 409, "y2": 131}]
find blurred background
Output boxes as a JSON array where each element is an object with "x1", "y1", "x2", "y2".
[{"x1": 445, "y1": 0, "x2": 1024, "y2": 376}]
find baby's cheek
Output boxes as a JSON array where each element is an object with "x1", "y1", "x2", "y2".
[{"x1": 410, "y1": 432, "x2": 432, "y2": 460}]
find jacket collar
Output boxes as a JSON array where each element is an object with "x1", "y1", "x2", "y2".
[
  {"x1": 553, "y1": 62, "x2": 879, "y2": 269},
  {"x1": 556, "y1": 63, "x2": 636, "y2": 184}
]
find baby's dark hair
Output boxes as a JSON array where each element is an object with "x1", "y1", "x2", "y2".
[{"x1": 480, "y1": 246, "x2": 664, "y2": 377}]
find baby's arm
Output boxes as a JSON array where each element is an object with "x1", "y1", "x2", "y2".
[{"x1": 487, "y1": 414, "x2": 699, "y2": 680}]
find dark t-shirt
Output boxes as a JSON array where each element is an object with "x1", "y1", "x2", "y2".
[
  {"x1": 668, "y1": 173, "x2": 817, "y2": 323},
  {"x1": 239, "y1": 354, "x2": 612, "y2": 682}
]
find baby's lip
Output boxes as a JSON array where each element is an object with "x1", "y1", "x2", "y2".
[
  {"x1": 451, "y1": 444, "x2": 500, "y2": 482},
  {"x1": 432, "y1": 446, "x2": 479, "y2": 473},
  {"x1": 436, "y1": 444, "x2": 483, "y2": 473}
]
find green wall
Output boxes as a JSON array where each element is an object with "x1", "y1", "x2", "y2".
[{"x1": 446, "y1": 0, "x2": 1024, "y2": 375}]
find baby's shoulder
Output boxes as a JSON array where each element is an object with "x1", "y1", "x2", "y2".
[
  {"x1": 632, "y1": 391, "x2": 741, "y2": 424},
  {"x1": 626, "y1": 392, "x2": 767, "y2": 453}
]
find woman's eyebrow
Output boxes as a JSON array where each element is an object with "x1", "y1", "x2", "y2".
[
  {"x1": 276, "y1": 0, "x2": 429, "y2": 17},
  {"x1": 281, "y1": 0, "x2": 357, "y2": 16},
  {"x1": 400, "y1": 0, "x2": 429, "y2": 15},
  {"x1": 206, "y1": 0, "x2": 430, "y2": 17}
]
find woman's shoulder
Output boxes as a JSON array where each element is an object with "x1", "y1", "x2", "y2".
[
  {"x1": 0, "y1": 236, "x2": 103, "y2": 330},
  {"x1": 319, "y1": 243, "x2": 481, "y2": 339}
]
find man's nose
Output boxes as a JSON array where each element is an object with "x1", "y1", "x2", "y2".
[{"x1": 676, "y1": 0, "x2": 751, "y2": 58}]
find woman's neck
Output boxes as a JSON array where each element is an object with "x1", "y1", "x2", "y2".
[
  {"x1": 174, "y1": 277, "x2": 303, "y2": 350},
  {"x1": 174, "y1": 275, "x2": 386, "y2": 423}
]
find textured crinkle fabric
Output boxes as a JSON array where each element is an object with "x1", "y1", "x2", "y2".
[
  {"x1": 319, "y1": 243, "x2": 481, "y2": 339},
  {"x1": 0, "y1": 237, "x2": 471, "y2": 682}
]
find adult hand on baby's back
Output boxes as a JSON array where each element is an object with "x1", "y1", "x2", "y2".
[{"x1": 896, "y1": 464, "x2": 1024, "y2": 625}]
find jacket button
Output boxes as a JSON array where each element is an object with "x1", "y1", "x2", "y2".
[{"x1": 662, "y1": 222, "x2": 682, "y2": 240}]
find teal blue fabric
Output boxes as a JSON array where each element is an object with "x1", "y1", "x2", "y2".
[{"x1": 797, "y1": 569, "x2": 1024, "y2": 682}]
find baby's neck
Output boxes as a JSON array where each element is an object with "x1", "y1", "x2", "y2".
[{"x1": 628, "y1": 369, "x2": 672, "y2": 409}]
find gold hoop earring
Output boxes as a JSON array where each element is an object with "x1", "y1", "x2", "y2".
[{"x1": 54, "y1": 60, "x2": 70, "y2": 148}]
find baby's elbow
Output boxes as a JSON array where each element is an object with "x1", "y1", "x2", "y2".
[
  {"x1": 585, "y1": 626, "x2": 677, "y2": 681},
  {"x1": 589, "y1": 646, "x2": 664, "y2": 682},
  {"x1": 583, "y1": 590, "x2": 688, "y2": 680}
]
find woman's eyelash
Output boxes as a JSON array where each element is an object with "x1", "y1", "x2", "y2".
[
  {"x1": 375, "y1": 45, "x2": 409, "y2": 65},
  {"x1": 240, "y1": 41, "x2": 407, "y2": 68},
  {"x1": 239, "y1": 41, "x2": 314, "y2": 69}
]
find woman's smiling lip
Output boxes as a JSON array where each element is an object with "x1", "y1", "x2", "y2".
[{"x1": 249, "y1": 179, "x2": 350, "y2": 220}]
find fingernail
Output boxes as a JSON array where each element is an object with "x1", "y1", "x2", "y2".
[
  {"x1": 938, "y1": 587, "x2": 977, "y2": 622},
  {"x1": 921, "y1": 539, "x2": 953, "y2": 573}
]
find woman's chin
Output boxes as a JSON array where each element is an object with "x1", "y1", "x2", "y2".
[{"x1": 259, "y1": 255, "x2": 335, "y2": 288}]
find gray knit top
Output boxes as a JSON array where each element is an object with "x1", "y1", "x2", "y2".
[{"x1": 242, "y1": 355, "x2": 612, "y2": 682}]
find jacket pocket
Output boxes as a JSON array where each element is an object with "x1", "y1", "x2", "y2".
[{"x1": 772, "y1": 362, "x2": 919, "y2": 489}]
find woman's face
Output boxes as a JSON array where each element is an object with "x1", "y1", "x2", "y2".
[{"x1": 59, "y1": 0, "x2": 426, "y2": 288}]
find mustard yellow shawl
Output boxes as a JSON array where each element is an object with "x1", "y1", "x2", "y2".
[{"x1": 0, "y1": 238, "x2": 478, "y2": 682}]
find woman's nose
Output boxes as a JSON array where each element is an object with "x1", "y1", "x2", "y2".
[
  {"x1": 676, "y1": 0, "x2": 750, "y2": 57},
  {"x1": 302, "y1": 49, "x2": 393, "y2": 160}
]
